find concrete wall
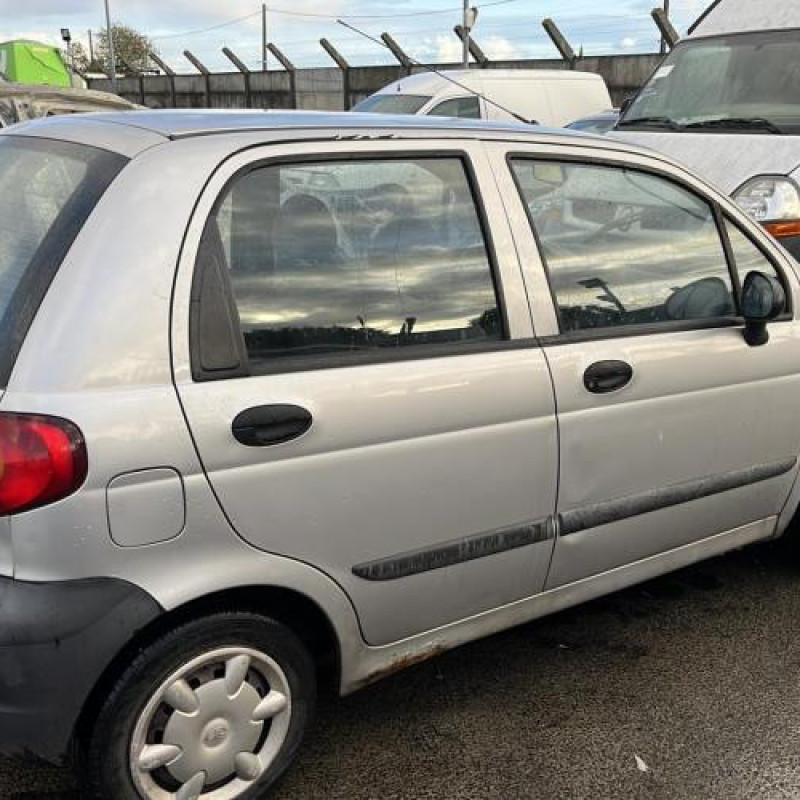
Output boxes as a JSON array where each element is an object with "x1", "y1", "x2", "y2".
[{"x1": 89, "y1": 53, "x2": 663, "y2": 112}]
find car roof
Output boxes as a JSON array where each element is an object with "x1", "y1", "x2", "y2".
[
  {"x1": 10, "y1": 109, "x2": 552, "y2": 139},
  {"x1": 377, "y1": 69, "x2": 605, "y2": 94},
  {"x1": 3, "y1": 108, "x2": 658, "y2": 163},
  {"x1": 689, "y1": 0, "x2": 800, "y2": 36}
]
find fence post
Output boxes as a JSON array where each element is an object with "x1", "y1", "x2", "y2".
[
  {"x1": 542, "y1": 18, "x2": 576, "y2": 68},
  {"x1": 222, "y1": 47, "x2": 252, "y2": 108},
  {"x1": 184, "y1": 49, "x2": 212, "y2": 107},
  {"x1": 381, "y1": 33, "x2": 412, "y2": 76},
  {"x1": 267, "y1": 43, "x2": 297, "y2": 109},
  {"x1": 651, "y1": 7, "x2": 680, "y2": 50},
  {"x1": 320, "y1": 38, "x2": 351, "y2": 110},
  {"x1": 454, "y1": 26, "x2": 489, "y2": 67},
  {"x1": 150, "y1": 52, "x2": 176, "y2": 108},
  {"x1": 115, "y1": 57, "x2": 147, "y2": 105}
]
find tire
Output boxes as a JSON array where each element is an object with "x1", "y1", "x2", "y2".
[{"x1": 82, "y1": 612, "x2": 316, "y2": 800}]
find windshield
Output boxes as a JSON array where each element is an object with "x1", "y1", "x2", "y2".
[
  {"x1": 352, "y1": 93, "x2": 431, "y2": 115},
  {"x1": 0, "y1": 136, "x2": 126, "y2": 387},
  {"x1": 624, "y1": 30, "x2": 800, "y2": 132}
]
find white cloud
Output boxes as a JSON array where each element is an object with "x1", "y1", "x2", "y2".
[
  {"x1": 0, "y1": 30, "x2": 61, "y2": 46},
  {"x1": 483, "y1": 35, "x2": 524, "y2": 61},
  {"x1": 435, "y1": 34, "x2": 462, "y2": 64},
  {"x1": 619, "y1": 36, "x2": 637, "y2": 49}
]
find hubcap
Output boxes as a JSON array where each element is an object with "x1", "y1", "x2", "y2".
[{"x1": 130, "y1": 647, "x2": 292, "y2": 800}]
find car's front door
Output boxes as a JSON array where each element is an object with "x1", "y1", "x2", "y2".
[
  {"x1": 490, "y1": 142, "x2": 800, "y2": 588},
  {"x1": 173, "y1": 139, "x2": 558, "y2": 646}
]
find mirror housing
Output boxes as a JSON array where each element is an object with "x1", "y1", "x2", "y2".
[
  {"x1": 741, "y1": 270, "x2": 786, "y2": 346},
  {"x1": 619, "y1": 95, "x2": 634, "y2": 116}
]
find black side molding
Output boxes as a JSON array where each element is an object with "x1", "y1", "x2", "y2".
[
  {"x1": 559, "y1": 458, "x2": 797, "y2": 536},
  {"x1": 353, "y1": 519, "x2": 553, "y2": 582}
]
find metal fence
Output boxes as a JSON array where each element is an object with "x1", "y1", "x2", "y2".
[
  {"x1": 87, "y1": 12, "x2": 676, "y2": 111},
  {"x1": 88, "y1": 52, "x2": 663, "y2": 111}
]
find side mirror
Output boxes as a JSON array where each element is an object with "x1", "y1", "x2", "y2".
[{"x1": 741, "y1": 270, "x2": 786, "y2": 346}]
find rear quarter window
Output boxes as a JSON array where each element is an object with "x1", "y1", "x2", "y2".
[{"x1": 0, "y1": 136, "x2": 126, "y2": 387}]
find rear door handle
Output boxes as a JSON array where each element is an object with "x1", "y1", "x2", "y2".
[
  {"x1": 232, "y1": 404, "x2": 312, "y2": 447},
  {"x1": 583, "y1": 360, "x2": 633, "y2": 394}
]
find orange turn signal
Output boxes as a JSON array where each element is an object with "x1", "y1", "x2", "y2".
[{"x1": 764, "y1": 220, "x2": 800, "y2": 238}]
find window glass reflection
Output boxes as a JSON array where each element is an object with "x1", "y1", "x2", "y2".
[
  {"x1": 213, "y1": 158, "x2": 501, "y2": 363},
  {"x1": 725, "y1": 220, "x2": 781, "y2": 286},
  {"x1": 512, "y1": 160, "x2": 736, "y2": 332}
]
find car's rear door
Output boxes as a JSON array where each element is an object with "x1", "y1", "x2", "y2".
[
  {"x1": 488, "y1": 140, "x2": 800, "y2": 588},
  {"x1": 172, "y1": 138, "x2": 558, "y2": 646}
]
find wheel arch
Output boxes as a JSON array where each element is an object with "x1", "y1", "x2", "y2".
[{"x1": 74, "y1": 583, "x2": 342, "y2": 758}]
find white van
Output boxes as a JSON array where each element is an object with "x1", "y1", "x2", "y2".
[
  {"x1": 353, "y1": 69, "x2": 613, "y2": 127},
  {"x1": 615, "y1": 0, "x2": 800, "y2": 260}
]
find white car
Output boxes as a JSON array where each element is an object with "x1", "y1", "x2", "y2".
[{"x1": 354, "y1": 69, "x2": 612, "y2": 126}]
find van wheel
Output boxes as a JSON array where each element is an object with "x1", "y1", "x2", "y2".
[{"x1": 83, "y1": 612, "x2": 316, "y2": 800}]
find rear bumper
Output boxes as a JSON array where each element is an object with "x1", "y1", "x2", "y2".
[{"x1": 0, "y1": 575, "x2": 161, "y2": 764}]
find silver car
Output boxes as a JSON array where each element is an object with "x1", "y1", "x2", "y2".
[{"x1": 0, "y1": 111, "x2": 798, "y2": 800}]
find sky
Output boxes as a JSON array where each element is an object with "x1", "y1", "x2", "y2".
[{"x1": 0, "y1": 0, "x2": 710, "y2": 73}]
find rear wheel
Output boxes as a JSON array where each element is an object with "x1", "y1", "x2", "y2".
[{"x1": 83, "y1": 612, "x2": 315, "y2": 800}]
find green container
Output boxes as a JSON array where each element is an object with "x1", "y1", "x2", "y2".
[{"x1": 0, "y1": 40, "x2": 71, "y2": 87}]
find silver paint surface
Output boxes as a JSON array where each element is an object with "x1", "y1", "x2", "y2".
[
  {"x1": 0, "y1": 113, "x2": 798, "y2": 700},
  {"x1": 612, "y1": 131, "x2": 800, "y2": 196},
  {"x1": 107, "y1": 468, "x2": 186, "y2": 548},
  {"x1": 691, "y1": 0, "x2": 800, "y2": 37}
]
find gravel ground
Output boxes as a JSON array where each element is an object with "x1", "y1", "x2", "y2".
[{"x1": 5, "y1": 538, "x2": 800, "y2": 800}]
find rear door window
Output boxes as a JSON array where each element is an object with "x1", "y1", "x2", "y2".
[
  {"x1": 0, "y1": 136, "x2": 126, "y2": 386},
  {"x1": 196, "y1": 156, "x2": 502, "y2": 375}
]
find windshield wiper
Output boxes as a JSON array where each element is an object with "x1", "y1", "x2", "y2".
[
  {"x1": 617, "y1": 116, "x2": 680, "y2": 130},
  {"x1": 684, "y1": 117, "x2": 783, "y2": 134}
]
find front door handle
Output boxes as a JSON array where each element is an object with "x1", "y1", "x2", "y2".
[
  {"x1": 583, "y1": 360, "x2": 633, "y2": 394},
  {"x1": 232, "y1": 404, "x2": 312, "y2": 447}
]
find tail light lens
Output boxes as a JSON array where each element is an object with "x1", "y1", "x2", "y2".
[{"x1": 0, "y1": 413, "x2": 87, "y2": 515}]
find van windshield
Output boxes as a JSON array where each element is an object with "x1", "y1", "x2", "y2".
[
  {"x1": 622, "y1": 29, "x2": 800, "y2": 133},
  {"x1": 353, "y1": 94, "x2": 431, "y2": 115},
  {"x1": 0, "y1": 136, "x2": 126, "y2": 387}
]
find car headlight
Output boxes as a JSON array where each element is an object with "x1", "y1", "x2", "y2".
[{"x1": 733, "y1": 176, "x2": 800, "y2": 238}]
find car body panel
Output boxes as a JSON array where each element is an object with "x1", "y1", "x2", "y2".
[
  {"x1": 613, "y1": 130, "x2": 800, "y2": 195},
  {"x1": 1, "y1": 113, "x2": 800, "y2": 766},
  {"x1": 355, "y1": 70, "x2": 612, "y2": 127},
  {"x1": 169, "y1": 138, "x2": 559, "y2": 646},
  {"x1": 690, "y1": 0, "x2": 800, "y2": 37},
  {"x1": 542, "y1": 325, "x2": 800, "y2": 585},
  {"x1": 488, "y1": 138, "x2": 800, "y2": 583},
  {"x1": 349, "y1": 516, "x2": 774, "y2": 691}
]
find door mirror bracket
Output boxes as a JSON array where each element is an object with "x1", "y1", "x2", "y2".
[{"x1": 741, "y1": 270, "x2": 786, "y2": 347}]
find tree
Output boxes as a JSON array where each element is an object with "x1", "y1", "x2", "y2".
[
  {"x1": 96, "y1": 23, "x2": 154, "y2": 75},
  {"x1": 63, "y1": 41, "x2": 90, "y2": 74}
]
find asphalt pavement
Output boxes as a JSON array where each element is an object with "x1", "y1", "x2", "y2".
[{"x1": 5, "y1": 538, "x2": 800, "y2": 800}]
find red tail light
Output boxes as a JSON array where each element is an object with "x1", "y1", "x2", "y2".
[{"x1": 0, "y1": 413, "x2": 87, "y2": 515}]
